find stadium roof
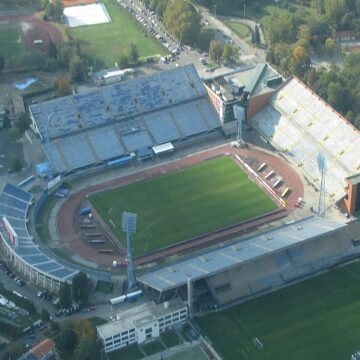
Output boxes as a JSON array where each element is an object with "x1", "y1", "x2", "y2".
[
  {"x1": 0, "y1": 183, "x2": 100, "y2": 282},
  {"x1": 251, "y1": 77, "x2": 360, "y2": 199},
  {"x1": 138, "y1": 217, "x2": 345, "y2": 292},
  {"x1": 29, "y1": 65, "x2": 221, "y2": 173},
  {"x1": 204, "y1": 63, "x2": 282, "y2": 99}
]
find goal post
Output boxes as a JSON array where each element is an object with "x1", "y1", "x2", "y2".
[{"x1": 252, "y1": 337, "x2": 264, "y2": 350}]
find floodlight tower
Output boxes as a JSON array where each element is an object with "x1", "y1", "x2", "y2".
[
  {"x1": 233, "y1": 104, "x2": 245, "y2": 142},
  {"x1": 122, "y1": 211, "x2": 137, "y2": 291},
  {"x1": 317, "y1": 153, "x2": 326, "y2": 218}
]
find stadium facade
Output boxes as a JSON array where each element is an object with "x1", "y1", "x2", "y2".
[{"x1": 138, "y1": 217, "x2": 360, "y2": 309}]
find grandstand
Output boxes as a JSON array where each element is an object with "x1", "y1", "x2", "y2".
[
  {"x1": 29, "y1": 65, "x2": 221, "y2": 174},
  {"x1": 250, "y1": 77, "x2": 360, "y2": 200},
  {"x1": 138, "y1": 217, "x2": 360, "y2": 307},
  {"x1": 0, "y1": 183, "x2": 79, "y2": 292}
]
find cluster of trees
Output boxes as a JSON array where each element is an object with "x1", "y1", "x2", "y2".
[
  {"x1": 209, "y1": 40, "x2": 238, "y2": 63},
  {"x1": 57, "y1": 319, "x2": 101, "y2": 360},
  {"x1": 305, "y1": 52, "x2": 360, "y2": 127},
  {"x1": 118, "y1": 43, "x2": 140, "y2": 69},
  {"x1": 42, "y1": 0, "x2": 63, "y2": 21},
  {"x1": 59, "y1": 272, "x2": 89, "y2": 309}
]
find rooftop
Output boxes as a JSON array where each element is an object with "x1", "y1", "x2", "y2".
[
  {"x1": 204, "y1": 63, "x2": 282, "y2": 100},
  {"x1": 138, "y1": 217, "x2": 345, "y2": 292},
  {"x1": 30, "y1": 338, "x2": 55, "y2": 359},
  {"x1": 97, "y1": 298, "x2": 186, "y2": 338},
  {"x1": 346, "y1": 173, "x2": 360, "y2": 185}
]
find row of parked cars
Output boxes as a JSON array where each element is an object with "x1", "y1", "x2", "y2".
[
  {"x1": 0, "y1": 261, "x2": 25, "y2": 286},
  {"x1": 37, "y1": 290, "x2": 52, "y2": 301}
]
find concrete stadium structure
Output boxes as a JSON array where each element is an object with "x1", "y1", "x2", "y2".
[
  {"x1": 250, "y1": 77, "x2": 360, "y2": 202},
  {"x1": 0, "y1": 183, "x2": 78, "y2": 292},
  {"x1": 139, "y1": 217, "x2": 360, "y2": 308},
  {"x1": 29, "y1": 65, "x2": 222, "y2": 174}
]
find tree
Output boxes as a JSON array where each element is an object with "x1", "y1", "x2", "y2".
[
  {"x1": 324, "y1": 37, "x2": 336, "y2": 56},
  {"x1": 58, "y1": 321, "x2": 78, "y2": 353},
  {"x1": 289, "y1": 45, "x2": 311, "y2": 78},
  {"x1": 253, "y1": 25, "x2": 261, "y2": 45},
  {"x1": 129, "y1": 43, "x2": 139, "y2": 64},
  {"x1": 15, "y1": 113, "x2": 29, "y2": 132},
  {"x1": 74, "y1": 339, "x2": 101, "y2": 360},
  {"x1": 41, "y1": 308, "x2": 50, "y2": 322},
  {"x1": 48, "y1": 40, "x2": 58, "y2": 59},
  {"x1": 54, "y1": 78, "x2": 71, "y2": 96},
  {"x1": 268, "y1": 12, "x2": 297, "y2": 44},
  {"x1": 45, "y1": 0, "x2": 63, "y2": 20},
  {"x1": 69, "y1": 55, "x2": 85, "y2": 82},
  {"x1": 118, "y1": 55, "x2": 129, "y2": 69},
  {"x1": 11, "y1": 157, "x2": 22, "y2": 173},
  {"x1": 72, "y1": 272, "x2": 89, "y2": 305},
  {"x1": 327, "y1": 81, "x2": 348, "y2": 113},
  {"x1": 59, "y1": 282, "x2": 72, "y2": 309},
  {"x1": 222, "y1": 44, "x2": 238, "y2": 63},
  {"x1": 73, "y1": 319, "x2": 95, "y2": 341},
  {"x1": 0, "y1": 54, "x2": 4, "y2": 72},
  {"x1": 197, "y1": 27, "x2": 214, "y2": 52},
  {"x1": 8, "y1": 128, "x2": 21, "y2": 143},
  {"x1": 164, "y1": 0, "x2": 201, "y2": 46},
  {"x1": 209, "y1": 40, "x2": 223, "y2": 63}
]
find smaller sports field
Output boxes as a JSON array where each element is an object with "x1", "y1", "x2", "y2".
[
  {"x1": 0, "y1": 21, "x2": 24, "y2": 60},
  {"x1": 69, "y1": 0, "x2": 165, "y2": 68},
  {"x1": 195, "y1": 261, "x2": 360, "y2": 360},
  {"x1": 89, "y1": 156, "x2": 277, "y2": 256}
]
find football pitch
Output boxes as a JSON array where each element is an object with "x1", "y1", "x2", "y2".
[
  {"x1": 196, "y1": 261, "x2": 360, "y2": 360},
  {"x1": 69, "y1": 0, "x2": 166, "y2": 68},
  {"x1": 89, "y1": 156, "x2": 277, "y2": 256},
  {"x1": 0, "y1": 22, "x2": 24, "y2": 61}
]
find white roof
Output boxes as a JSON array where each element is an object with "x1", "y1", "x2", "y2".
[{"x1": 152, "y1": 142, "x2": 174, "y2": 154}]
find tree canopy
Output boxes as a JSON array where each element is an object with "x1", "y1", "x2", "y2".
[{"x1": 164, "y1": 0, "x2": 201, "y2": 46}]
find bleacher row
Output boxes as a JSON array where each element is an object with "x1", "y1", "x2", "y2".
[
  {"x1": 207, "y1": 226, "x2": 358, "y2": 305},
  {"x1": 42, "y1": 99, "x2": 220, "y2": 173},
  {"x1": 251, "y1": 77, "x2": 360, "y2": 199},
  {"x1": 0, "y1": 183, "x2": 77, "y2": 281},
  {"x1": 30, "y1": 65, "x2": 221, "y2": 173}
]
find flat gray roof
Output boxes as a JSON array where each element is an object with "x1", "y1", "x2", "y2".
[
  {"x1": 138, "y1": 217, "x2": 345, "y2": 292},
  {"x1": 97, "y1": 298, "x2": 186, "y2": 339}
]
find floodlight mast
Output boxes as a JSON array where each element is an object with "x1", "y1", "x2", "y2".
[{"x1": 122, "y1": 212, "x2": 137, "y2": 291}]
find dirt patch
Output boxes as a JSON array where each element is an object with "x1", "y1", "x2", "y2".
[{"x1": 0, "y1": 14, "x2": 63, "y2": 54}]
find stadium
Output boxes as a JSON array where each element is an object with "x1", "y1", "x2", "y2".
[{"x1": 1, "y1": 63, "x2": 360, "y2": 357}]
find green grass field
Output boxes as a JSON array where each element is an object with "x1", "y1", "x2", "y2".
[
  {"x1": 196, "y1": 261, "x2": 360, "y2": 360},
  {"x1": 0, "y1": 22, "x2": 24, "y2": 61},
  {"x1": 90, "y1": 156, "x2": 277, "y2": 256},
  {"x1": 224, "y1": 21, "x2": 251, "y2": 39},
  {"x1": 69, "y1": 0, "x2": 166, "y2": 68}
]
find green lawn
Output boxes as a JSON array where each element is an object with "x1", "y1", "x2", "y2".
[
  {"x1": 224, "y1": 21, "x2": 251, "y2": 39},
  {"x1": 162, "y1": 330, "x2": 181, "y2": 348},
  {"x1": 107, "y1": 344, "x2": 143, "y2": 360},
  {"x1": 196, "y1": 261, "x2": 360, "y2": 360},
  {"x1": 69, "y1": 0, "x2": 166, "y2": 68},
  {"x1": 142, "y1": 340, "x2": 164, "y2": 356},
  {"x1": 90, "y1": 156, "x2": 277, "y2": 256},
  {"x1": 0, "y1": 22, "x2": 24, "y2": 61}
]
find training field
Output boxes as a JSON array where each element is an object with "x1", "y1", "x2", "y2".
[
  {"x1": 196, "y1": 261, "x2": 360, "y2": 360},
  {"x1": 90, "y1": 156, "x2": 277, "y2": 256},
  {"x1": 0, "y1": 21, "x2": 24, "y2": 60},
  {"x1": 69, "y1": 0, "x2": 165, "y2": 68}
]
